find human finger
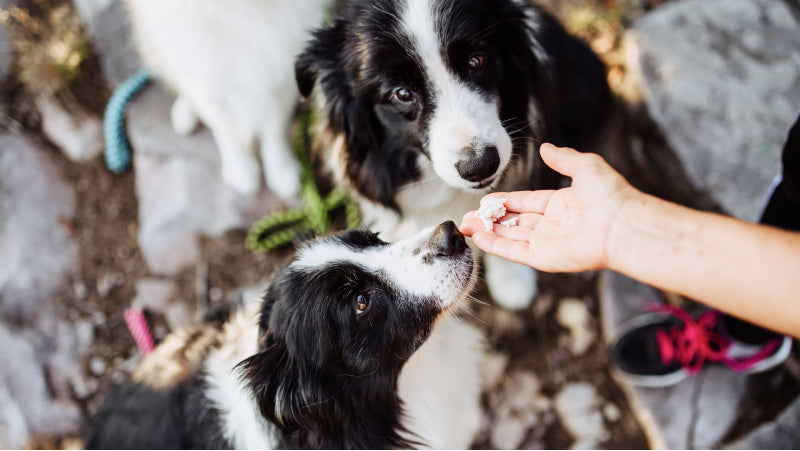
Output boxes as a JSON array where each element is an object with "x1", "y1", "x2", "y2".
[
  {"x1": 499, "y1": 212, "x2": 543, "y2": 229},
  {"x1": 470, "y1": 231, "x2": 533, "y2": 266},
  {"x1": 459, "y1": 211, "x2": 487, "y2": 236},
  {"x1": 500, "y1": 190, "x2": 556, "y2": 215},
  {"x1": 539, "y1": 143, "x2": 585, "y2": 178},
  {"x1": 480, "y1": 192, "x2": 510, "y2": 204},
  {"x1": 489, "y1": 222, "x2": 534, "y2": 242}
]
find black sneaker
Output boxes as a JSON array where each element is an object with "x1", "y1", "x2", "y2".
[{"x1": 610, "y1": 304, "x2": 792, "y2": 387}]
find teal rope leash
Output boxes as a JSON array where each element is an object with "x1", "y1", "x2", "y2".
[{"x1": 104, "y1": 68, "x2": 153, "y2": 173}]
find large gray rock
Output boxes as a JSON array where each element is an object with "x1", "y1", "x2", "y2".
[
  {"x1": 35, "y1": 95, "x2": 103, "y2": 163},
  {"x1": 599, "y1": 271, "x2": 749, "y2": 449},
  {"x1": 127, "y1": 86, "x2": 283, "y2": 275},
  {"x1": 0, "y1": 134, "x2": 93, "y2": 443},
  {"x1": 74, "y1": 0, "x2": 141, "y2": 88},
  {"x1": 0, "y1": 134, "x2": 77, "y2": 321},
  {"x1": 729, "y1": 395, "x2": 800, "y2": 449},
  {"x1": 0, "y1": 379, "x2": 29, "y2": 449},
  {"x1": 627, "y1": 0, "x2": 800, "y2": 221},
  {"x1": 0, "y1": 323, "x2": 83, "y2": 446}
]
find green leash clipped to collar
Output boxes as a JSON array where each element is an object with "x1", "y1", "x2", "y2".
[{"x1": 246, "y1": 111, "x2": 360, "y2": 252}]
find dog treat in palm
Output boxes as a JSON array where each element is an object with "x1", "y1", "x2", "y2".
[
  {"x1": 500, "y1": 217, "x2": 519, "y2": 228},
  {"x1": 475, "y1": 197, "x2": 507, "y2": 231}
]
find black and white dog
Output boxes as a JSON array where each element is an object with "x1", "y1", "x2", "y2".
[
  {"x1": 85, "y1": 222, "x2": 485, "y2": 449},
  {"x1": 296, "y1": 0, "x2": 610, "y2": 309}
]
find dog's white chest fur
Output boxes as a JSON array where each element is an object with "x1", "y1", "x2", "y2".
[{"x1": 398, "y1": 317, "x2": 486, "y2": 449}]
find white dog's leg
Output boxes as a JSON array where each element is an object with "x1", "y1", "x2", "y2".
[
  {"x1": 188, "y1": 94, "x2": 262, "y2": 196},
  {"x1": 207, "y1": 120, "x2": 262, "y2": 196},
  {"x1": 484, "y1": 252, "x2": 538, "y2": 310},
  {"x1": 170, "y1": 94, "x2": 199, "y2": 136},
  {"x1": 259, "y1": 120, "x2": 302, "y2": 200}
]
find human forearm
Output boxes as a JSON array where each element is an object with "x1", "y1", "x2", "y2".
[{"x1": 608, "y1": 191, "x2": 800, "y2": 337}]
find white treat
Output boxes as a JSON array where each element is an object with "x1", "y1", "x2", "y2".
[
  {"x1": 500, "y1": 217, "x2": 518, "y2": 228},
  {"x1": 474, "y1": 197, "x2": 507, "y2": 231}
]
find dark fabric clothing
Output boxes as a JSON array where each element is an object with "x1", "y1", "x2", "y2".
[
  {"x1": 760, "y1": 113, "x2": 800, "y2": 231},
  {"x1": 730, "y1": 112, "x2": 800, "y2": 340}
]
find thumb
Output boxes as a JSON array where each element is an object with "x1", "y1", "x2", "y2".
[{"x1": 539, "y1": 143, "x2": 582, "y2": 178}]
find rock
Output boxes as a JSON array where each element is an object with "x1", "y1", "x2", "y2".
[
  {"x1": 489, "y1": 371, "x2": 544, "y2": 449},
  {"x1": 133, "y1": 278, "x2": 176, "y2": 312},
  {"x1": 46, "y1": 319, "x2": 94, "y2": 397},
  {"x1": 35, "y1": 95, "x2": 103, "y2": 162},
  {"x1": 627, "y1": 0, "x2": 800, "y2": 221},
  {"x1": 0, "y1": 323, "x2": 82, "y2": 440},
  {"x1": 603, "y1": 403, "x2": 621, "y2": 423},
  {"x1": 74, "y1": 0, "x2": 141, "y2": 88},
  {"x1": 133, "y1": 277, "x2": 195, "y2": 331},
  {"x1": 0, "y1": 134, "x2": 78, "y2": 322},
  {"x1": 72, "y1": 0, "x2": 114, "y2": 28},
  {"x1": 96, "y1": 271, "x2": 125, "y2": 298},
  {"x1": 556, "y1": 298, "x2": 594, "y2": 355},
  {"x1": 491, "y1": 404, "x2": 537, "y2": 450},
  {"x1": 89, "y1": 357, "x2": 107, "y2": 376},
  {"x1": 127, "y1": 86, "x2": 283, "y2": 275},
  {"x1": 727, "y1": 394, "x2": 800, "y2": 449},
  {"x1": 554, "y1": 382, "x2": 610, "y2": 449},
  {"x1": 0, "y1": 380, "x2": 29, "y2": 449}
]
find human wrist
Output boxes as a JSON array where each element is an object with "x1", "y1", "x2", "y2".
[{"x1": 603, "y1": 185, "x2": 650, "y2": 273}]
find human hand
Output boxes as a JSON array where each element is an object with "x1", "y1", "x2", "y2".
[{"x1": 460, "y1": 143, "x2": 639, "y2": 273}]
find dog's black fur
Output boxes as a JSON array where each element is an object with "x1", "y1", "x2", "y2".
[
  {"x1": 297, "y1": 0, "x2": 610, "y2": 210},
  {"x1": 85, "y1": 375, "x2": 229, "y2": 449}
]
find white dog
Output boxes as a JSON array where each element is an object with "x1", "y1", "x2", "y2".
[{"x1": 125, "y1": 0, "x2": 330, "y2": 198}]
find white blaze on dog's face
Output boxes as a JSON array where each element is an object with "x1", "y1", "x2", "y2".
[{"x1": 401, "y1": 0, "x2": 513, "y2": 191}]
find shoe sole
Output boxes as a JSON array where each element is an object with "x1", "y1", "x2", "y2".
[{"x1": 740, "y1": 336, "x2": 793, "y2": 374}]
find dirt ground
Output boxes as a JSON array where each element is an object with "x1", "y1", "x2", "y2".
[{"x1": 3, "y1": 0, "x2": 798, "y2": 448}]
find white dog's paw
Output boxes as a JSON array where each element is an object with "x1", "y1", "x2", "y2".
[
  {"x1": 484, "y1": 253, "x2": 538, "y2": 310},
  {"x1": 221, "y1": 158, "x2": 262, "y2": 196},
  {"x1": 170, "y1": 95, "x2": 199, "y2": 136}
]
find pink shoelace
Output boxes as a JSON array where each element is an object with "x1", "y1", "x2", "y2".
[{"x1": 649, "y1": 304, "x2": 780, "y2": 375}]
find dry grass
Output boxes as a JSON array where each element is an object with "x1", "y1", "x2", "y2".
[{"x1": 0, "y1": 0, "x2": 88, "y2": 100}]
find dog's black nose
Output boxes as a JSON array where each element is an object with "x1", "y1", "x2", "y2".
[
  {"x1": 431, "y1": 220, "x2": 466, "y2": 257},
  {"x1": 456, "y1": 145, "x2": 500, "y2": 183}
]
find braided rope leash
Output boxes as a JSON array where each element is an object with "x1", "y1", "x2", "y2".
[
  {"x1": 104, "y1": 68, "x2": 153, "y2": 173},
  {"x1": 246, "y1": 112, "x2": 360, "y2": 252},
  {"x1": 124, "y1": 307, "x2": 155, "y2": 356}
]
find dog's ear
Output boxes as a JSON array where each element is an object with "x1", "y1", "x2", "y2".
[
  {"x1": 238, "y1": 335, "x2": 301, "y2": 428},
  {"x1": 295, "y1": 19, "x2": 347, "y2": 98}
]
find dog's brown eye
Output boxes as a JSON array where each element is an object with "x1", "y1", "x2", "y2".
[
  {"x1": 468, "y1": 55, "x2": 484, "y2": 70},
  {"x1": 394, "y1": 87, "x2": 413, "y2": 103},
  {"x1": 355, "y1": 293, "x2": 369, "y2": 314}
]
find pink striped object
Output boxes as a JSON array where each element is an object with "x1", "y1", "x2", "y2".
[{"x1": 124, "y1": 307, "x2": 155, "y2": 355}]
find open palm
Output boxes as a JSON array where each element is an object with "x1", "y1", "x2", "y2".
[{"x1": 460, "y1": 144, "x2": 635, "y2": 273}]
